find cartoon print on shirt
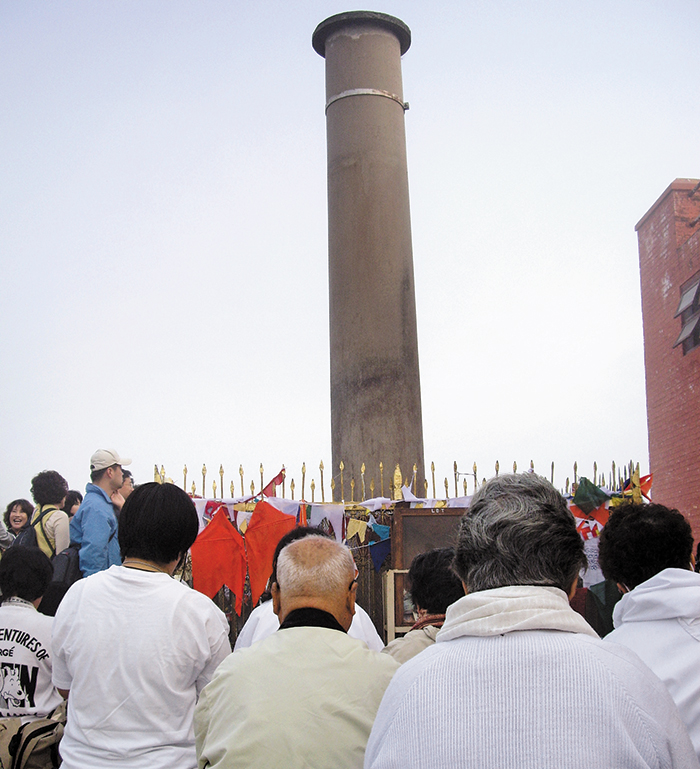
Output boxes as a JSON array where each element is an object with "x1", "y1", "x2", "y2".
[{"x1": 0, "y1": 663, "x2": 37, "y2": 710}]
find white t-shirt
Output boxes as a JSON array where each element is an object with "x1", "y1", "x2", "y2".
[
  {"x1": 234, "y1": 598, "x2": 385, "y2": 651},
  {"x1": 0, "y1": 598, "x2": 63, "y2": 721},
  {"x1": 52, "y1": 565, "x2": 231, "y2": 769}
]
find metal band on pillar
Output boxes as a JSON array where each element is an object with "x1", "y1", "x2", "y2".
[{"x1": 325, "y1": 88, "x2": 409, "y2": 114}]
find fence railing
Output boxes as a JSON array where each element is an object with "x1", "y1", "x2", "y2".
[{"x1": 153, "y1": 458, "x2": 646, "y2": 502}]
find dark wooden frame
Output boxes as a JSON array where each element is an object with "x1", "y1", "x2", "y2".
[{"x1": 390, "y1": 506, "x2": 466, "y2": 628}]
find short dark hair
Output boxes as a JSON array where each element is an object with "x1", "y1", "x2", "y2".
[
  {"x1": 122, "y1": 470, "x2": 133, "y2": 481},
  {"x1": 118, "y1": 482, "x2": 199, "y2": 564},
  {"x1": 63, "y1": 490, "x2": 83, "y2": 512},
  {"x1": 0, "y1": 546, "x2": 53, "y2": 601},
  {"x1": 454, "y1": 473, "x2": 586, "y2": 593},
  {"x1": 30, "y1": 471, "x2": 69, "y2": 506},
  {"x1": 599, "y1": 503, "x2": 693, "y2": 590},
  {"x1": 90, "y1": 466, "x2": 111, "y2": 484},
  {"x1": 409, "y1": 548, "x2": 464, "y2": 614},
  {"x1": 3, "y1": 499, "x2": 33, "y2": 529}
]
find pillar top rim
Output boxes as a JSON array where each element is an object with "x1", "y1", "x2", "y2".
[{"x1": 312, "y1": 11, "x2": 411, "y2": 58}]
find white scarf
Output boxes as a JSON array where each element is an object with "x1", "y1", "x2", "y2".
[{"x1": 437, "y1": 585, "x2": 598, "y2": 642}]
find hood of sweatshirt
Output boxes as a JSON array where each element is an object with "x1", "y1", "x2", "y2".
[
  {"x1": 436, "y1": 585, "x2": 598, "y2": 643},
  {"x1": 613, "y1": 568, "x2": 700, "y2": 633}
]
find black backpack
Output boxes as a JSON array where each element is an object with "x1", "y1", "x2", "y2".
[
  {"x1": 10, "y1": 508, "x2": 54, "y2": 555},
  {"x1": 10, "y1": 527, "x2": 38, "y2": 550},
  {"x1": 51, "y1": 544, "x2": 82, "y2": 587}
]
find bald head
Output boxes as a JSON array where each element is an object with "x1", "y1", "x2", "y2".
[{"x1": 273, "y1": 536, "x2": 357, "y2": 630}]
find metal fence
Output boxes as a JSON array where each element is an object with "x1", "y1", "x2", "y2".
[{"x1": 154, "y1": 458, "x2": 645, "y2": 502}]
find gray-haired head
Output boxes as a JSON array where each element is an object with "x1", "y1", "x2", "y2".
[
  {"x1": 276, "y1": 535, "x2": 355, "y2": 601},
  {"x1": 453, "y1": 473, "x2": 586, "y2": 594}
]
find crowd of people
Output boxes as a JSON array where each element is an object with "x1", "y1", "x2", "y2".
[{"x1": 1, "y1": 450, "x2": 699, "y2": 768}]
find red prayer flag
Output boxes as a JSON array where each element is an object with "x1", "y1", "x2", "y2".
[
  {"x1": 570, "y1": 502, "x2": 609, "y2": 527},
  {"x1": 191, "y1": 507, "x2": 247, "y2": 614},
  {"x1": 261, "y1": 468, "x2": 286, "y2": 498},
  {"x1": 245, "y1": 500, "x2": 296, "y2": 606}
]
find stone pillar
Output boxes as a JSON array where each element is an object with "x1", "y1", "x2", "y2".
[{"x1": 313, "y1": 11, "x2": 424, "y2": 501}]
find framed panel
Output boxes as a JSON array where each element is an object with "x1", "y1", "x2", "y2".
[{"x1": 390, "y1": 506, "x2": 466, "y2": 629}]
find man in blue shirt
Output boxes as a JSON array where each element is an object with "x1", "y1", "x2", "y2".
[{"x1": 70, "y1": 449, "x2": 131, "y2": 577}]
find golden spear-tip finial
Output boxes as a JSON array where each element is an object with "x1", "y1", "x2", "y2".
[{"x1": 393, "y1": 465, "x2": 402, "y2": 501}]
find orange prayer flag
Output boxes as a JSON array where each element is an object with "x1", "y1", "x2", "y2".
[
  {"x1": 191, "y1": 507, "x2": 247, "y2": 614},
  {"x1": 245, "y1": 500, "x2": 296, "y2": 606}
]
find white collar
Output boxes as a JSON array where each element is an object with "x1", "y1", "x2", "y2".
[
  {"x1": 437, "y1": 585, "x2": 598, "y2": 642},
  {"x1": 2, "y1": 596, "x2": 36, "y2": 610}
]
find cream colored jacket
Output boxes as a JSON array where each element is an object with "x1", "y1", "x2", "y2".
[{"x1": 196, "y1": 624, "x2": 399, "y2": 769}]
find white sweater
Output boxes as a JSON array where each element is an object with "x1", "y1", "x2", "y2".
[
  {"x1": 365, "y1": 586, "x2": 698, "y2": 769},
  {"x1": 607, "y1": 568, "x2": 700, "y2": 760}
]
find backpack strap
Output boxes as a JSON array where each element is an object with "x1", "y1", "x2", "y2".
[{"x1": 31, "y1": 507, "x2": 57, "y2": 558}]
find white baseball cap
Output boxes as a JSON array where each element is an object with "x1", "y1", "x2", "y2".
[{"x1": 90, "y1": 449, "x2": 132, "y2": 472}]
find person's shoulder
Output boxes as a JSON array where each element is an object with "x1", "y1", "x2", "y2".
[
  {"x1": 80, "y1": 485, "x2": 110, "y2": 508},
  {"x1": 383, "y1": 626, "x2": 438, "y2": 663},
  {"x1": 174, "y1": 581, "x2": 229, "y2": 624},
  {"x1": 571, "y1": 631, "x2": 679, "y2": 701},
  {"x1": 328, "y1": 630, "x2": 400, "y2": 675},
  {"x1": 349, "y1": 604, "x2": 384, "y2": 650}
]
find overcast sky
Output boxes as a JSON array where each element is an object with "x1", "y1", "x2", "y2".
[{"x1": 1, "y1": 0, "x2": 698, "y2": 505}]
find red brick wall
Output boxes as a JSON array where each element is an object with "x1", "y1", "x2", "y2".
[{"x1": 636, "y1": 179, "x2": 700, "y2": 533}]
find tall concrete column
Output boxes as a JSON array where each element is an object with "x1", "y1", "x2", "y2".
[{"x1": 313, "y1": 11, "x2": 424, "y2": 499}]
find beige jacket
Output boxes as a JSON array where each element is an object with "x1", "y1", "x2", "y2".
[
  {"x1": 382, "y1": 624, "x2": 440, "y2": 664},
  {"x1": 195, "y1": 625, "x2": 399, "y2": 769}
]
